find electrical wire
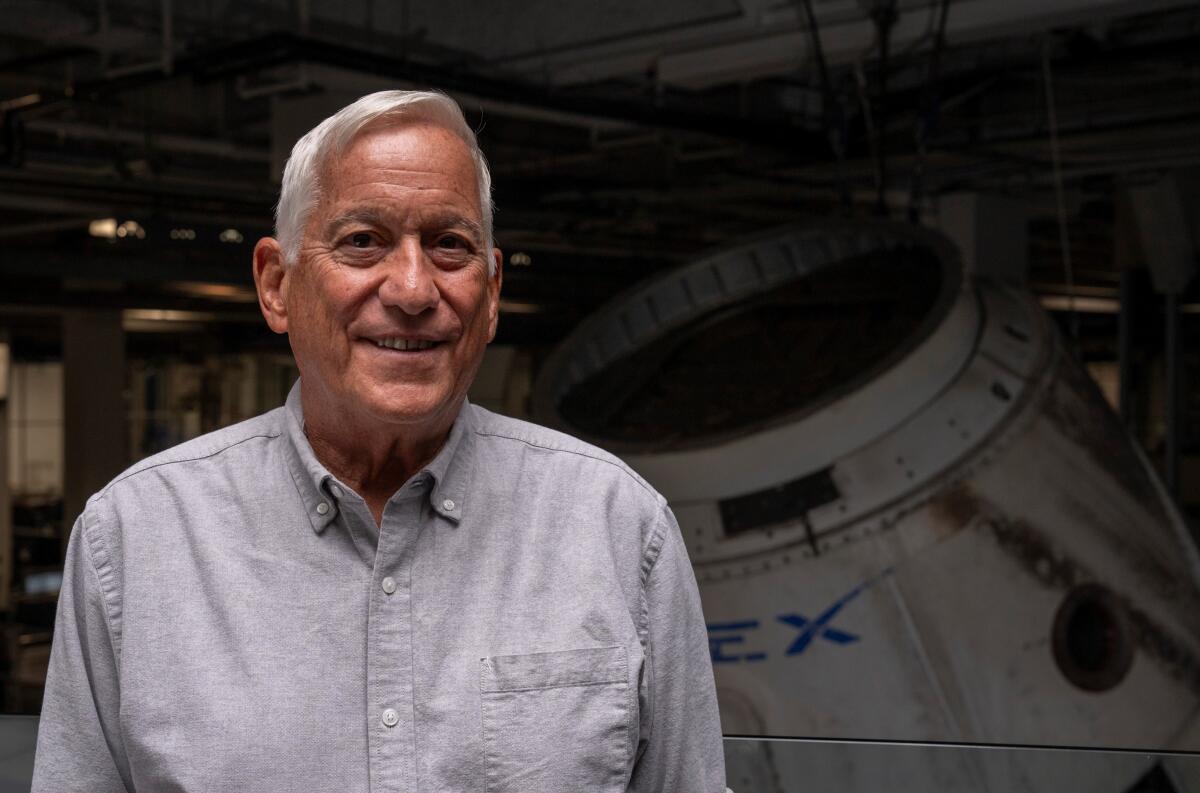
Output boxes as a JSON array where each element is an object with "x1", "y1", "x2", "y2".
[
  {"x1": 1041, "y1": 37, "x2": 1081, "y2": 350},
  {"x1": 870, "y1": 1, "x2": 899, "y2": 216},
  {"x1": 795, "y1": 0, "x2": 851, "y2": 212},
  {"x1": 853, "y1": 60, "x2": 879, "y2": 199},
  {"x1": 909, "y1": 0, "x2": 951, "y2": 224}
]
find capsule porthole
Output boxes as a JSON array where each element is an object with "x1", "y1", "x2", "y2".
[{"x1": 1051, "y1": 583, "x2": 1134, "y2": 693}]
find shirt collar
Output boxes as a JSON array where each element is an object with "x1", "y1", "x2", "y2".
[{"x1": 280, "y1": 380, "x2": 474, "y2": 535}]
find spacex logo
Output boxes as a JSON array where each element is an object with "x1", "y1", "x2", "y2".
[{"x1": 706, "y1": 572, "x2": 891, "y2": 663}]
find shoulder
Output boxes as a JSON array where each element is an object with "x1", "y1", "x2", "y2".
[
  {"x1": 77, "y1": 407, "x2": 287, "y2": 569},
  {"x1": 95, "y1": 407, "x2": 286, "y2": 501},
  {"x1": 467, "y1": 404, "x2": 663, "y2": 505},
  {"x1": 69, "y1": 408, "x2": 287, "y2": 610},
  {"x1": 466, "y1": 405, "x2": 677, "y2": 586}
]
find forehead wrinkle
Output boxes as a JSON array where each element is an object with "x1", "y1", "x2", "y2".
[
  {"x1": 324, "y1": 135, "x2": 480, "y2": 197},
  {"x1": 322, "y1": 204, "x2": 484, "y2": 243}
]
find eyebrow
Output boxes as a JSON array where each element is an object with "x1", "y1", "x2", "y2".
[
  {"x1": 433, "y1": 214, "x2": 485, "y2": 244},
  {"x1": 324, "y1": 207, "x2": 484, "y2": 244},
  {"x1": 323, "y1": 208, "x2": 389, "y2": 238}
]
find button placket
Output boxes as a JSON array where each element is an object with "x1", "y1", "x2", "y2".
[{"x1": 365, "y1": 497, "x2": 420, "y2": 791}]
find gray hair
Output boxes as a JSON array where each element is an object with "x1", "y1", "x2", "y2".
[{"x1": 275, "y1": 89, "x2": 495, "y2": 272}]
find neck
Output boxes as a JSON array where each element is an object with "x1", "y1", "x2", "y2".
[{"x1": 299, "y1": 384, "x2": 457, "y2": 526}]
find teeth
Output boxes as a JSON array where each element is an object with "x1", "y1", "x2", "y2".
[{"x1": 375, "y1": 338, "x2": 435, "y2": 351}]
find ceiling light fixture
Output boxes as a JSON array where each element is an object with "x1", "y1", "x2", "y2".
[
  {"x1": 88, "y1": 218, "x2": 117, "y2": 239},
  {"x1": 116, "y1": 220, "x2": 145, "y2": 239}
]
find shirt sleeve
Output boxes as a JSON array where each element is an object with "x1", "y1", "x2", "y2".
[
  {"x1": 628, "y1": 503, "x2": 729, "y2": 793},
  {"x1": 32, "y1": 508, "x2": 133, "y2": 793}
]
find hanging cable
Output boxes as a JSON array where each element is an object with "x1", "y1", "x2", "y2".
[
  {"x1": 853, "y1": 60, "x2": 878, "y2": 199},
  {"x1": 908, "y1": 0, "x2": 951, "y2": 224},
  {"x1": 1041, "y1": 36, "x2": 1081, "y2": 351},
  {"x1": 869, "y1": 0, "x2": 898, "y2": 217},
  {"x1": 795, "y1": 0, "x2": 852, "y2": 213}
]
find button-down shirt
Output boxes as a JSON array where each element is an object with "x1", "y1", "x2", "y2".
[{"x1": 32, "y1": 383, "x2": 727, "y2": 792}]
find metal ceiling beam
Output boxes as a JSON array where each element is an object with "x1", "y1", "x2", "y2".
[
  {"x1": 0, "y1": 169, "x2": 276, "y2": 224},
  {"x1": 496, "y1": 0, "x2": 1197, "y2": 88},
  {"x1": 0, "y1": 46, "x2": 95, "y2": 73},
  {"x1": 1, "y1": 32, "x2": 828, "y2": 155},
  {"x1": 24, "y1": 119, "x2": 270, "y2": 163},
  {"x1": 0, "y1": 247, "x2": 250, "y2": 285}
]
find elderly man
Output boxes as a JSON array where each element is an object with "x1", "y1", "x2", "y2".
[{"x1": 32, "y1": 90, "x2": 727, "y2": 792}]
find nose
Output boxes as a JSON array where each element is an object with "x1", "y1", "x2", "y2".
[{"x1": 377, "y1": 236, "x2": 440, "y2": 315}]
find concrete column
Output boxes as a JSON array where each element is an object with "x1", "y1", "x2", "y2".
[
  {"x1": 1127, "y1": 176, "x2": 1198, "y2": 502},
  {"x1": 935, "y1": 193, "x2": 1029, "y2": 284},
  {"x1": 0, "y1": 333, "x2": 10, "y2": 612},
  {"x1": 1117, "y1": 269, "x2": 1136, "y2": 430},
  {"x1": 1113, "y1": 198, "x2": 1144, "y2": 434},
  {"x1": 62, "y1": 310, "x2": 126, "y2": 552},
  {"x1": 1166, "y1": 292, "x2": 1181, "y2": 497}
]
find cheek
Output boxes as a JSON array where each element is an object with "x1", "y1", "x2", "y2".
[
  {"x1": 287, "y1": 282, "x2": 365, "y2": 365},
  {"x1": 458, "y1": 301, "x2": 491, "y2": 341},
  {"x1": 301, "y1": 271, "x2": 370, "y2": 326},
  {"x1": 446, "y1": 272, "x2": 493, "y2": 324}
]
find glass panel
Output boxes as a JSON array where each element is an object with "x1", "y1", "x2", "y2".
[
  {"x1": 724, "y1": 736, "x2": 1200, "y2": 793},
  {"x1": 16, "y1": 425, "x2": 62, "y2": 497},
  {"x1": 0, "y1": 716, "x2": 37, "y2": 790},
  {"x1": 16, "y1": 364, "x2": 61, "y2": 424}
]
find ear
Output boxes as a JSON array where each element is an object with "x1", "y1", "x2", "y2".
[
  {"x1": 486, "y1": 247, "x2": 503, "y2": 342},
  {"x1": 253, "y1": 237, "x2": 291, "y2": 334}
]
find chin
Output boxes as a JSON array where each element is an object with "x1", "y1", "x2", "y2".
[{"x1": 360, "y1": 384, "x2": 461, "y2": 429}]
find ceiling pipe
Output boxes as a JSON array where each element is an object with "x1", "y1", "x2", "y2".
[
  {"x1": 0, "y1": 217, "x2": 93, "y2": 240},
  {"x1": 0, "y1": 47, "x2": 95, "y2": 73},
  {"x1": 102, "y1": 0, "x2": 174, "y2": 78},
  {"x1": 24, "y1": 119, "x2": 270, "y2": 162}
]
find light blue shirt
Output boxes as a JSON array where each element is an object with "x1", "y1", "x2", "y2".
[{"x1": 33, "y1": 382, "x2": 727, "y2": 792}]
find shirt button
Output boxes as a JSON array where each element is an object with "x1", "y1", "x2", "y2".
[
  {"x1": 442, "y1": 498, "x2": 456, "y2": 512},
  {"x1": 316, "y1": 501, "x2": 330, "y2": 516},
  {"x1": 381, "y1": 577, "x2": 397, "y2": 595},
  {"x1": 382, "y1": 708, "x2": 399, "y2": 728}
]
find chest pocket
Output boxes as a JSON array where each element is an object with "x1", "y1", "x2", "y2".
[{"x1": 480, "y1": 646, "x2": 632, "y2": 793}]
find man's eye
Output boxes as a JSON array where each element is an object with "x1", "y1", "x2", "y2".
[
  {"x1": 349, "y1": 232, "x2": 374, "y2": 248},
  {"x1": 436, "y1": 235, "x2": 466, "y2": 250}
]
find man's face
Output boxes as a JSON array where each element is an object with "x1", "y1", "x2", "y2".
[{"x1": 275, "y1": 122, "x2": 501, "y2": 433}]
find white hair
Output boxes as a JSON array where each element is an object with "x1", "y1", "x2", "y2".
[{"x1": 275, "y1": 89, "x2": 495, "y2": 272}]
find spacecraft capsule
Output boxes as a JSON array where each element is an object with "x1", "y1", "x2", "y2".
[{"x1": 534, "y1": 222, "x2": 1200, "y2": 792}]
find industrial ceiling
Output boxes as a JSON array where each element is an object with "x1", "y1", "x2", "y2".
[{"x1": 1, "y1": 0, "x2": 1198, "y2": 348}]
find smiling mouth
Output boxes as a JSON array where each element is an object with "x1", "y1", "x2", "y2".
[{"x1": 373, "y1": 337, "x2": 441, "y2": 351}]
